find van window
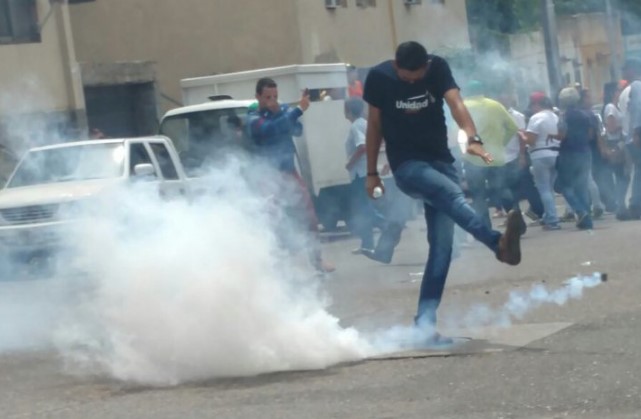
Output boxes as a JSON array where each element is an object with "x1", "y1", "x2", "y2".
[{"x1": 159, "y1": 107, "x2": 250, "y2": 174}]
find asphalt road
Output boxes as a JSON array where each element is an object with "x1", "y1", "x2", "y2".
[{"x1": 1, "y1": 211, "x2": 641, "y2": 419}]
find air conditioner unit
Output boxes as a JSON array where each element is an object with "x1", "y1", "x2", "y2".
[
  {"x1": 325, "y1": 0, "x2": 339, "y2": 9},
  {"x1": 404, "y1": 0, "x2": 421, "y2": 5}
]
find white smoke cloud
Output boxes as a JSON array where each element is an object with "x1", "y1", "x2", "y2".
[
  {"x1": 51, "y1": 159, "x2": 370, "y2": 385},
  {"x1": 364, "y1": 273, "x2": 605, "y2": 353},
  {"x1": 0, "y1": 143, "x2": 607, "y2": 386},
  {"x1": 449, "y1": 272, "x2": 605, "y2": 331}
]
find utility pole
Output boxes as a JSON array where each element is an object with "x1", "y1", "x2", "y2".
[
  {"x1": 605, "y1": 0, "x2": 621, "y2": 81},
  {"x1": 540, "y1": 0, "x2": 564, "y2": 95}
]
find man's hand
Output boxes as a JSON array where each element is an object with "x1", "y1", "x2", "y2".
[
  {"x1": 299, "y1": 89, "x2": 310, "y2": 112},
  {"x1": 366, "y1": 175, "x2": 385, "y2": 199},
  {"x1": 467, "y1": 142, "x2": 493, "y2": 164}
]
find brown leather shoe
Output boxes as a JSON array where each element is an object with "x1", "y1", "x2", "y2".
[{"x1": 496, "y1": 210, "x2": 523, "y2": 266}]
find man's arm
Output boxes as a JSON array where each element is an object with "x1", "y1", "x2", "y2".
[
  {"x1": 345, "y1": 124, "x2": 364, "y2": 169},
  {"x1": 444, "y1": 88, "x2": 492, "y2": 164},
  {"x1": 524, "y1": 116, "x2": 539, "y2": 145},
  {"x1": 249, "y1": 107, "x2": 303, "y2": 142},
  {"x1": 365, "y1": 105, "x2": 385, "y2": 197},
  {"x1": 501, "y1": 107, "x2": 519, "y2": 145},
  {"x1": 346, "y1": 145, "x2": 366, "y2": 170}
]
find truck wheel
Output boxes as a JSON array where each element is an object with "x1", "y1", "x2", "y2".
[
  {"x1": 318, "y1": 203, "x2": 341, "y2": 231},
  {"x1": 316, "y1": 185, "x2": 351, "y2": 232}
]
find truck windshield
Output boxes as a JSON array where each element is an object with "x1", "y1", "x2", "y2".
[
  {"x1": 159, "y1": 107, "x2": 250, "y2": 174},
  {"x1": 8, "y1": 143, "x2": 126, "y2": 188}
]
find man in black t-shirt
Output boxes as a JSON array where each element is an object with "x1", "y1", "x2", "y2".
[{"x1": 363, "y1": 41, "x2": 524, "y2": 343}]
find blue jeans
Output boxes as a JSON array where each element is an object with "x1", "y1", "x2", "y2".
[
  {"x1": 394, "y1": 160, "x2": 502, "y2": 328},
  {"x1": 531, "y1": 156, "x2": 559, "y2": 225},
  {"x1": 463, "y1": 163, "x2": 505, "y2": 230},
  {"x1": 349, "y1": 176, "x2": 384, "y2": 249},
  {"x1": 556, "y1": 151, "x2": 592, "y2": 217}
]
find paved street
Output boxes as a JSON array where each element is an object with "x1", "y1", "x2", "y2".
[{"x1": 2, "y1": 211, "x2": 641, "y2": 419}]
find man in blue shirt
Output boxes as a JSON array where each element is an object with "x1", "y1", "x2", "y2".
[
  {"x1": 363, "y1": 41, "x2": 524, "y2": 343},
  {"x1": 555, "y1": 87, "x2": 594, "y2": 230},
  {"x1": 247, "y1": 78, "x2": 334, "y2": 273}
]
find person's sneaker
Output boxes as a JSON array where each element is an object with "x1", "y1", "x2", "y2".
[
  {"x1": 361, "y1": 249, "x2": 392, "y2": 264},
  {"x1": 424, "y1": 331, "x2": 454, "y2": 347},
  {"x1": 629, "y1": 206, "x2": 641, "y2": 220},
  {"x1": 560, "y1": 212, "x2": 576, "y2": 222},
  {"x1": 524, "y1": 208, "x2": 540, "y2": 222},
  {"x1": 496, "y1": 209, "x2": 523, "y2": 266},
  {"x1": 592, "y1": 207, "x2": 604, "y2": 219},
  {"x1": 542, "y1": 223, "x2": 561, "y2": 231},
  {"x1": 576, "y1": 213, "x2": 593, "y2": 230},
  {"x1": 616, "y1": 208, "x2": 632, "y2": 221},
  {"x1": 351, "y1": 247, "x2": 374, "y2": 255}
]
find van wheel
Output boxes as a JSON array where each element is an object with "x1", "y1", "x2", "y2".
[{"x1": 316, "y1": 186, "x2": 350, "y2": 232}]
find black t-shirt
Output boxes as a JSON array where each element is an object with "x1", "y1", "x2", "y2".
[{"x1": 363, "y1": 56, "x2": 458, "y2": 170}]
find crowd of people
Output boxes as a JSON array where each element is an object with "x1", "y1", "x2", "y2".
[
  {"x1": 191, "y1": 45, "x2": 640, "y2": 343},
  {"x1": 468, "y1": 59, "x2": 641, "y2": 231},
  {"x1": 343, "y1": 58, "x2": 641, "y2": 245},
  {"x1": 337, "y1": 43, "x2": 641, "y2": 342}
]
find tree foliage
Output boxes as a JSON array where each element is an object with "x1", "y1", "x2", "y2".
[{"x1": 466, "y1": 0, "x2": 641, "y2": 38}]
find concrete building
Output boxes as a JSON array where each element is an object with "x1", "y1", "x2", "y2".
[
  {"x1": 0, "y1": 0, "x2": 85, "y2": 170},
  {"x1": 66, "y1": 0, "x2": 471, "y2": 133},
  {"x1": 0, "y1": 0, "x2": 473, "y2": 162}
]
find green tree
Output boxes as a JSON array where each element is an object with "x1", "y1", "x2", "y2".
[{"x1": 466, "y1": 0, "x2": 641, "y2": 40}]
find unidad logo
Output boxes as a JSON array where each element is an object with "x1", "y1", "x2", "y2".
[
  {"x1": 396, "y1": 99, "x2": 430, "y2": 110},
  {"x1": 395, "y1": 91, "x2": 434, "y2": 111}
]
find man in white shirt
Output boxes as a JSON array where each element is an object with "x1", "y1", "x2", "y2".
[
  {"x1": 619, "y1": 59, "x2": 641, "y2": 219},
  {"x1": 525, "y1": 92, "x2": 561, "y2": 230},
  {"x1": 344, "y1": 97, "x2": 380, "y2": 252}
]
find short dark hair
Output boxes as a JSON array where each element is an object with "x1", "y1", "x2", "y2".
[
  {"x1": 395, "y1": 41, "x2": 429, "y2": 71},
  {"x1": 256, "y1": 77, "x2": 277, "y2": 94},
  {"x1": 344, "y1": 97, "x2": 365, "y2": 118}
]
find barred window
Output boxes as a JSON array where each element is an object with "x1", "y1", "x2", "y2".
[{"x1": 0, "y1": 0, "x2": 40, "y2": 45}]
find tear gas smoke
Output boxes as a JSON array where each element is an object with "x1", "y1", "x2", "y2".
[
  {"x1": 51, "y1": 159, "x2": 370, "y2": 385},
  {"x1": 369, "y1": 273, "x2": 606, "y2": 352},
  {"x1": 456, "y1": 272, "x2": 606, "y2": 330},
  {"x1": 0, "y1": 280, "x2": 69, "y2": 352}
]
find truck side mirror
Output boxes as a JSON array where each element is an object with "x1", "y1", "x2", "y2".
[{"x1": 133, "y1": 163, "x2": 156, "y2": 177}]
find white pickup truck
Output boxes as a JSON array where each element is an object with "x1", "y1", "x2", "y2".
[{"x1": 0, "y1": 135, "x2": 190, "y2": 262}]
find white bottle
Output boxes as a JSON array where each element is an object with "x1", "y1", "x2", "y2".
[{"x1": 372, "y1": 186, "x2": 384, "y2": 199}]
